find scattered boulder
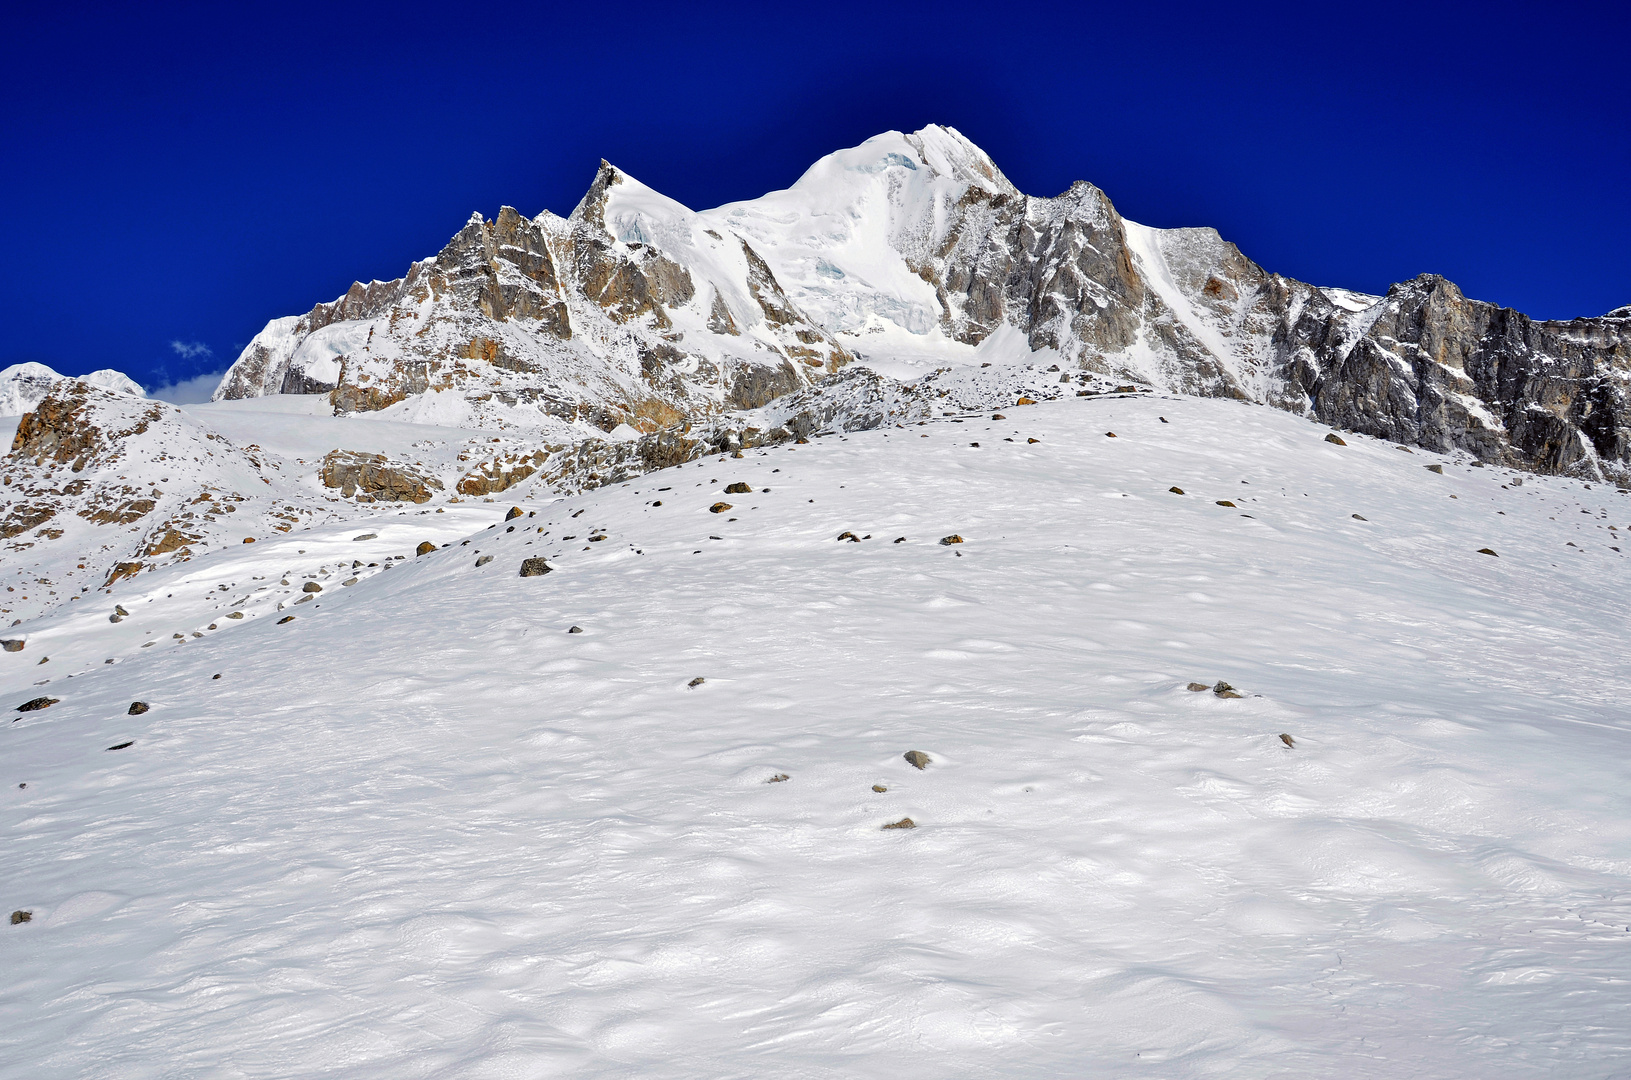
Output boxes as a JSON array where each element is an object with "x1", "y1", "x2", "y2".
[
  {"x1": 341, "y1": 577, "x2": 359, "y2": 586},
  {"x1": 568, "y1": 625, "x2": 583, "y2": 634},
  {"x1": 1213, "y1": 681, "x2": 1244, "y2": 699},
  {"x1": 2, "y1": 639, "x2": 23, "y2": 653},
  {"x1": 109, "y1": 613, "x2": 123, "y2": 623},
  {"x1": 1027, "y1": 437, "x2": 1040, "y2": 444},
  {"x1": 277, "y1": 615, "x2": 295, "y2": 624},
  {"x1": 1113, "y1": 384, "x2": 1138, "y2": 394},
  {"x1": 1279, "y1": 733, "x2": 1296, "y2": 748},
  {"x1": 505, "y1": 506, "x2": 524, "y2": 521},
  {"x1": 724, "y1": 482, "x2": 752, "y2": 494},
  {"x1": 710, "y1": 502, "x2": 732, "y2": 513},
  {"x1": 519, "y1": 557, "x2": 552, "y2": 577},
  {"x1": 903, "y1": 750, "x2": 931, "y2": 770},
  {"x1": 688, "y1": 676, "x2": 705, "y2": 688},
  {"x1": 1105, "y1": 431, "x2": 1117, "y2": 438},
  {"x1": 837, "y1": 531, "x2": 860, "y2": 542},
  {"x1": 939, "y1": 535, "x2": 963, "y2": 546},
  {"x1": 1016, "y1": 397, "x2": 1037, "y2": 406},
  {"x1": 1324, "y1": 433, "x2": 1347, "y2": 445},
  {"x1": 1477, "y1": 548, "x2": 1499, "y2": 557},
  {"x1": 128, "y1": 702, "x2": 149, "y2": 715},
  {"x1": 115, "y1": 605, "x2": 129, "y2": 616},
  {"x1": 242, "y1": 537, "x2": 256, "y2": 544},
  {"x1": 302, "y1": 581, "x2": 322, "y2": 593},
  {"x1": 1186, "y1": 682, "x2": 1210, "y2": 692},
  {"x1": 872, "y1": 784, "x2": 887, "y2": 793},
  {"x1": 415, "y1": 541, "x2": 435, "y2": 556},
  {"x1": 893, "y1": 536, "x2": 906, "y2": 543},
  {"x1": 106, "y1": 741, "x2": 133, "y2": 751},
  {"x1": 991, "y1": 413, "x2": 1006, "y2": 420},
  {"x1": 1216, "y1": 500, "x2": 1237, "y2": 508},
  {"x1": 353, "y1": 533, "x2": 378, "y2": 541},
  {"x1": 10, "y1": 911, "x2": 30, "y2": 925},
  {"x1": 1169, "y1": 486, "x2": 1185, "y2": 495},
  {"x1": 766, "y1": 774, "x2": 790, "y2": 783},
  {"x1": 225, "y1": 611, "x2": 244, "y2": 619},
  {"x1": 16, "y1": 697, "x2": 58, "y2": 712},
  {"x1": 882, "y1": 818, "x2": 916, "y2": 830},
  {"x1": 475, "y1": 555, "x2": 493, "y2": 567},
  {"x1": 1352, "y1": 514, "x2": 1368, "y2": 521},
  {"x1": 1425, "y1": 464, "x2": 1444, "y2": 474}
]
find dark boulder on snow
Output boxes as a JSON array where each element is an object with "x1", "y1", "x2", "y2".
[
  {"x1": 518, "y1": 557, "x2": 552, "y2": 577},
  {"x1": 1186, "y1": 682, "x2": 1210, "y2": 692},
  {"x1": 302, "y1": 581, "x2": 322, "y2": 593},
  {"x1": 881, "y1": 817, "x2": 916, "y2": 830},
  {"x1": 1325, "y1": 433, "x2": 1347, "y2": 445},
  {"x1": 1280, "y1": 733, "x2": 1296, "y2": 748},
  {"x1": 128, "y1": 701, "x2": 149, "y2": 715},
  {"x1": 16, "y1": 697, "x2": 57, "y2": 712},
  {"x1": 10, "y1": 910, "x2": 31, "y2": 925},
  {"x1": 903, "y1": 750, "x2": 931, "y2": 770},
  {"x1": 505, "y1": 506, "x2": 524, "y2": 520},
  {"x1": 415, "y1": 541, "x2": 436, "y2": 556},
  {"x1": 724, "y1": 482, "x2": 752, "y2": 494}
]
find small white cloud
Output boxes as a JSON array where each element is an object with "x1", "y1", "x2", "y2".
[
  {"x1": 169, "y1": 340, "x2": 213, "y2": 360},
  {"x1": 148, "y1": 370, "x2": 226, "y2": 405}
]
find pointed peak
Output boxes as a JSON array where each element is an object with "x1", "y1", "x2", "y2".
[{"x1": 570, "y1": 160, "x2": 630, "y2": 229}]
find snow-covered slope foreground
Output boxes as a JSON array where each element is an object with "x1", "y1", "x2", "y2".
[{"x1": 5, "y1": 392, "x2": 1630, "y2": 1078}]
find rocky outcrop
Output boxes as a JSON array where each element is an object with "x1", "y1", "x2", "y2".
[
  {"x1": 319, "y1": 450, "x2": 443, "y2": 503},
  {"x1": 0, "y1": 384, "x2": 328, "y2": 621}
]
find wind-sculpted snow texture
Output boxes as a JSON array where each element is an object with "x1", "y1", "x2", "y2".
[
  {"x1": 5, "y1": 393, "x2": 1631, "y2": 1078},
  {"x1": 218, "y1": 124, "x2": 1631, "y2": 480}
]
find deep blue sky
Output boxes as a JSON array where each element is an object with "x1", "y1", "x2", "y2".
[{"x1": 4, "y1": 1, "x2": 1626, "y2": 398}]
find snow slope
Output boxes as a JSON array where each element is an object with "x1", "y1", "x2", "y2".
[{"x1": 4, "y1": 391, "x2": 1630, "y2": 1078}]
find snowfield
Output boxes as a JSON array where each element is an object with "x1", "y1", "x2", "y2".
[{"x1": 4, "y1": 392, "x2": 1631, "y2": 1077}]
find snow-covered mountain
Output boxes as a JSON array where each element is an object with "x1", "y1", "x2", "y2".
[
  {"x1": 216, "y1": 125, "x2": 1631, "y2": 480},
  {"x1": 7, "y1": 126, "x2": 1631, "y2": 626}
]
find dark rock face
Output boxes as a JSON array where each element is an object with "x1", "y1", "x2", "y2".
[{"x1": 911, "y1": 176, "x2": 1631, "y2": 478}]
